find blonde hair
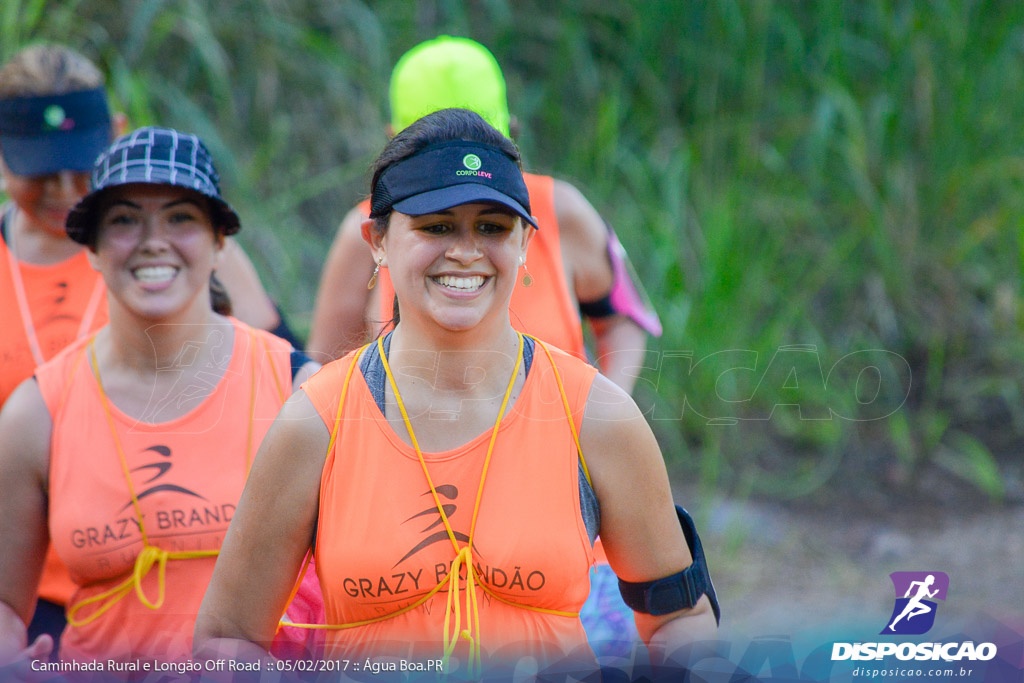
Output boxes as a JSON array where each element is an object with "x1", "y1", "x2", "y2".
[{"x1": 0, "y1": 44, "x2": 104, "y2": 98}]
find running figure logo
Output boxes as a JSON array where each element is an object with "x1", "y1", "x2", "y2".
[
  {"x1": 394, "y1": 485, "x2": 469, "y2": 567},
  {"x1": 882, "y1": 571, "x2": 949, "y2": 635},
  {"x1": 118, "y1": 445, "x2": 206, "y2": 512}
]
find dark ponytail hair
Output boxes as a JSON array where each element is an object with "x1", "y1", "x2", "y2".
[
  {"x1": 210, "y1": 272, "x2": 232, "y2": 316},
  {"x1": 209, "y1": 199, "x2": 232, "y2": 315},
  {"x1": 175, "y1": 197, "x2": 236, "y2": 316}
]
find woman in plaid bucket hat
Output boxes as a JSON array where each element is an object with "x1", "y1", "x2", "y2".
[
  {"x1": 196, "y1": 109, "x2": 717, "y2": 676},
  {"x1": 0, "y1": 126, "x2": 323, "y2": 666},
  {"x1": 0, "y1": 44, "x2": 304, "y2": 657}
]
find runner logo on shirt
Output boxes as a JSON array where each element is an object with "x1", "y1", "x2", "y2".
[
  {"x1": 37, "y1": 281, "x2": 77, "y2": 327},
  {"x1": 394, "y1": 484, "x2": 468, "y2": 567},
  {"x1": 118, "y1": 444, "x2": 206, "y2": 512}
]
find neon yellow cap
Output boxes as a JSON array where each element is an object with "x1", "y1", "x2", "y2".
[{"x1": 389, "y1": 36, "x2": 511, "y2": 137}]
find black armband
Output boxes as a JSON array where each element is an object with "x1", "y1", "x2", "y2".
[
  {"x1": 578, "y1": 293, "x2": 616, "y2": 319},
  {"x1": 617, "y1": 505, "x2": 721, "y2": 623}
]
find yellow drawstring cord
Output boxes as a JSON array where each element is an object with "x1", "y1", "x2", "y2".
[
  {"x1": 245, "y1": 330, "x2": 287, "y2": 471},
  {"x1": 443, "y1": 546, "x2": 481, "y2": 671},
  {"x1": 276, "y1": 347, "x2": 364, "y2": 634},
  {"x1": 67, "y1": 330, "x2": 268, "y2": 627},
  {"x1": 259, "y1": 334, "x2": 288, "y2": 403},
  {"x1": 377, "y1": 333, "x2": 524, "y2": 675},
  {"x1": 283, "y1": 335, "x2": 590, "y2": 675},
  {"x1": 533, "y1": 338, "x2": 592, "y2": 488},
  {"x1": 278, "y1": 346, "x2": 456, "y2": 633},
  {"x1": 67, "y1": 545, "x2": 219, "y2": 626}
]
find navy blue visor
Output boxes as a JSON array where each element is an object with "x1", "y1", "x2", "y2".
[
  {"x1": 370, "y1": 141, "x2": 537, "y2": 229},
  {"x1": 0, "y1": 88, "x2": 111, "y2": 176}
]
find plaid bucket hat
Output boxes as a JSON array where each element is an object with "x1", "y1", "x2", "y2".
[{"x1": 66, "y1": 126, "x2": 240, "y2": 244}]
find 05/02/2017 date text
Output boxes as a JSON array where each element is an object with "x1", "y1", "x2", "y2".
[{"x1": 268, "y1": 659, "x2": 445, "y2": 674}]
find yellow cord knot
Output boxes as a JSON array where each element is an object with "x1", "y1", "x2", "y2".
[
  {"x1": 132, "y1": 544, "x2": 170, "y2": 609},
  {"x1": 66, "y1": 544, "x2": 218, "y2": 627},
  {"x1": 442, "y1": 546, "x2": 482, "y2": 676}
]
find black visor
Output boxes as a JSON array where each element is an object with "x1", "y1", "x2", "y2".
[{"x1": 370, "y1": 141, "x2": 537, "y2": 229}]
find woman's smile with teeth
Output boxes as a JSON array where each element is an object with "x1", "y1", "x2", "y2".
[
  {"x1": 433, "y1": 274, "x2": 486, "y2": 291},
  {"x1": 132, "y1": 265, "x2": 179, "y2": 284}
]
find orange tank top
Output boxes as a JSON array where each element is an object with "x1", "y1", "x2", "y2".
[
  {"x1": 0, "y1": 210, "x2": 108, "y2": 606},
  {"x1": 368, "y1": 173, "x2": 587, "y2": 359},
  {"x1": 35, "y1": 318, "x2": 293, "y2": 662},
  {"x1": 0, "y1": 213, "x2": 107, "y2": 405},
  {"x1": 303, "y1": 340, "x2": 598, "y2": 670}
]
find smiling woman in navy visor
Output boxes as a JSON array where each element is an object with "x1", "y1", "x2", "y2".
[{"x1": 195, "y1": 108, "x2": 718, "y2": 677}]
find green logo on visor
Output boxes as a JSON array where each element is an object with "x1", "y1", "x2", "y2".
[
  {"x1": 43, "y1": 105, "x2": 66, "y2": 129},
  {"x1": 462, "y1": 154, "x2": 482, "y2": 171}
]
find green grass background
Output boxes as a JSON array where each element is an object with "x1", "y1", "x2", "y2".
[{"x1": 5, "y1": 0, "x2": 1023, "y2": 508}]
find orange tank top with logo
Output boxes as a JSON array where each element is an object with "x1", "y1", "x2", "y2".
[
  {"x1": 35, "y1": 318, "x2": 293, "y2": 662},
  {"x1": 0, "y1": 212, "x2": 108, "y2": 606},
  {"x1": 302, "y1": 341, "x2": 597, "y2": 669},
  {"x1": 367, "y1": 173, "x2": 586, "y2": 359}
]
